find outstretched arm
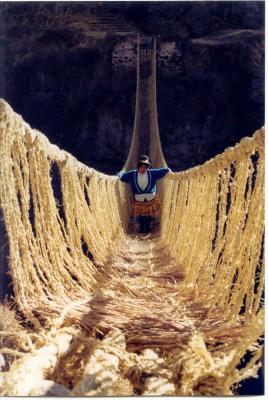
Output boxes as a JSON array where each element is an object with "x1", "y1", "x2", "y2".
[
  {"x1": 150, "y1": 167, "x2": 171, "y2": 180},
  {"x1": 116, "y1": 170, "x2": 134, "y2": 183}
]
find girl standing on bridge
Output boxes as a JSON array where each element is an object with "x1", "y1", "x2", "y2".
[{"x1": 117, "y1": 155, "x2": 170, "y2": 234}]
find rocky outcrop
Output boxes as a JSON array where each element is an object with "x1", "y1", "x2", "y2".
[{"x1": 0, "y1": 1, "x2": 264, "y2": 173}]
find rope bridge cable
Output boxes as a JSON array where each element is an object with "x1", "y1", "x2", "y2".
[
  {"x1": 159, "y1": 125, "x2": 264, "y2": 391},
  {"x1": 121, "y1": 34, "x2": 168, "y2": 217},
  {"x1": 0, "y1": 98, "x2": 130, "y2": 329},
  {"x1": 0, "y1": 97, "x2": 264, "y2": 397},
  {"x1": 160, "y1": 125, "x2": 264, "y2": 320}
]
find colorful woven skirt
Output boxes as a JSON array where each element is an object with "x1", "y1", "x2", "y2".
[{"x1": 130, "y1": 194, "x2": 161, "y2": 217}]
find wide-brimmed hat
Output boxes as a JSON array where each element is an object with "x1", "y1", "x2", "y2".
[{"x1": 137, "y1": 155, "x2": 151, "y2": 167}]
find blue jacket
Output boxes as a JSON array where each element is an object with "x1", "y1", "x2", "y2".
[{"x1": 117, "y1": 167, "x2": 170, "y2": 194}]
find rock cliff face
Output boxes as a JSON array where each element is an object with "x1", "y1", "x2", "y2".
[{"x1": 0, "y1": 1, "x2": 264, "y2": 173}]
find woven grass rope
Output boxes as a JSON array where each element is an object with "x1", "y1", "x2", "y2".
[{"x1": 0, "y1": 98, "x2": 264, "y2": 395}]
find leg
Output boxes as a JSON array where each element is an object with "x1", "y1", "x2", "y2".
[
  {"x1": 144, "y1": 216, "x2": 152, "y2": 233},
  {"x1": 138, "y1": 215, "x2": 146, "y2": 233}
]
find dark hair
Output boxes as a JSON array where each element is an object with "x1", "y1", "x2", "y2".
[{"x1": 137, "y1": 162, "x2": 149, "y2": 169}]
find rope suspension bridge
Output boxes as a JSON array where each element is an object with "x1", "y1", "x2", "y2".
[{"x1": 0, "y1": 35, "x2": 264, "y2": 396}]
